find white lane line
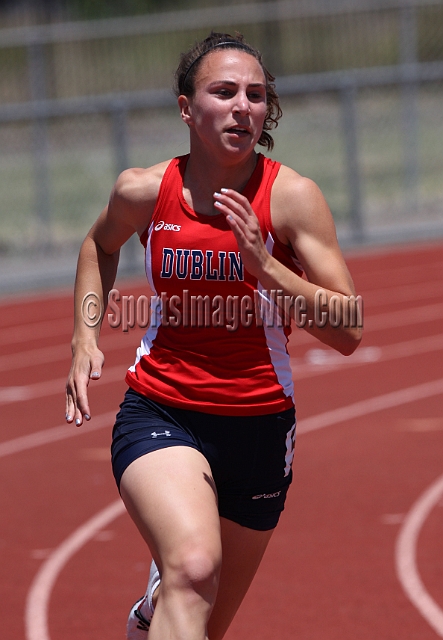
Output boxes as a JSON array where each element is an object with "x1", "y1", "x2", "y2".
[
  {"x1": 288, "y1": 302, "x2": 443, "y2": 348},
  {"x1": 1, "y1": 331, "x2": 437, "y2": 407},
  {"x1": 0, "y1": 317, "x2": 74, "y2": 347},
  {"x1": 2, "y1": 330, "x2": 442, "y2": 408},
  {"x1": 23, "y1": 376, "x2": 443, "y2": 640},
  {"x1": 1, "y1": 301, "x2": 442, "y2": 373},
  {"x1": 1, "y1": 375, "x2": 442, "y2": 459},
  {"x1": 361, "y1": 280, "x2": 443, "y2": 307},
  {"x1": 291, "y1": 333, "x2": 443, "y2": 379},
  {"x1": 364, "y1": 302, "x2": 443, "y2": 331},
  {"x1": 0, "y1": 364, "x2": 127, "y2": 406},
  {"x1": 0, "y1": 330, "x2": 138, "y2": 372},
  {"x1": 0, "y1": 412, "x2": 117, "y2": 458},
  {"x1": 395, "y1": 474, "x2": 443, "y2": 637},
  {"x1": 298, "y1": 378, "x2": 443, "y2": 434},
  {"x1": 2, "y1": 258, "x2": 440, "y2": 342},
  {"x1": 352, "y1": 259, "x2": 443, "y2": 291},
  {"x1": 25, "y1": 500, "x2": 126, "y2": 640},
  {"x1": 303, "y1": 346, "x2": 382, "y2": 366}
]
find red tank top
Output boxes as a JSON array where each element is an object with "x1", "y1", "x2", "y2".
[{"x1": 125, "y1": 153, "x2": 303, "y2": 416}]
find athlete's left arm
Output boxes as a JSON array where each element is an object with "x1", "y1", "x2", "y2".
[{"x1": 213, "y1": 167, "x2": 362, "y2": 355}]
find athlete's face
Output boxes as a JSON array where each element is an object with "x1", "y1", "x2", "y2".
[{"x1": 180, "y1": 50, "x2": 267, "y2": 158}]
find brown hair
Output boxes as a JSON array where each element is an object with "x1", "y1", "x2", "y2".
[{"x1": 174, "y1": 32, "x2": 282, "y2": 152}]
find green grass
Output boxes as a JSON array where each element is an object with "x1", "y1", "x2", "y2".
[
  {"x1": 2, "y1": 5, "x2": 443, "y2": 103},
  {"x1": 0, "y1": 86, "x2": 442, "y2": 253}
]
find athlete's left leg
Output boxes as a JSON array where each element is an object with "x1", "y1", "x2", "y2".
[{"x1": 207, "y1": 517, "x2": 274, "y2": 640}]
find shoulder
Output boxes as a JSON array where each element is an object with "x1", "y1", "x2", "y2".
[
  {"x1": 270, "y1": 164, "x2": 356, "y2": 292},
  {"x1": 273, "y1": 164, "x2": 327, "y2": 217},
  {"x1": 88, "y1": 160, "x2": 173, "y2": 254},
  {"x1": 112, "y1": 160, "x2": 172, "y2": 210},
  {"x1": 271, "y1": 163, "x2": 336, "y2": 247},
  {"x1": 107, "y1": 160, "x2": 172, "y2": 236}
]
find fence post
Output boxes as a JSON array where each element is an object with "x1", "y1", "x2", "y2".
[
  {"x1": 340, "y1": 81, "x2": 364, "y2": 244},
  {"x1": 111, "y1": 104, "x2": 139, "y2": 274},
  {"x1": 28, "y1": 42, "x2": 51, "y2": 250},
  {"x1": 400, "y1": 4, "x2": 419, "y2": 216},
  {"x1": 261, "y1": 0, "x2": 283, "y2": 74},
  {"x1": 111, "y1": 104, "x2": 129, "y2": 176}
]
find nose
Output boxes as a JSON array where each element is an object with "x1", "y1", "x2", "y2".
[{"x1": 233, "y1": 92, "x2": 250, "y2": 115}]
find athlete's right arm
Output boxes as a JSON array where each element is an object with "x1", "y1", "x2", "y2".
[{"x1": 65, "y1": 162, "x2": 168, "y2": 426}]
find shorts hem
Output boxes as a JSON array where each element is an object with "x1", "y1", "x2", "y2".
[{"x1": 113, "y1": 440, "x2": 201, "y2": 490}]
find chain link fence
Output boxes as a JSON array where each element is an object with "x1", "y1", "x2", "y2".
[{"x1": 0, "y1": 0, "x2": 442, "y2": 288}]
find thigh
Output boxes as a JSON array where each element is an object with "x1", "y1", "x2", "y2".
[
  {"x1": 111, "y1": 388, "x2": 202, "y2": 489},
  {"x1": 194, "y1": 407, "x2": 296, "y2": 531},
  {"x1": 119, "y1": 446, "x2": 221, "y2": 567},
  {"x1": 208, "y1": 517, "x2": 274, "y2": 640}
]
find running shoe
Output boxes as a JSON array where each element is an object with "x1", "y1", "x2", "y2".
[
  {"x1": 126, "y1": 597, "x2": 152, "y2": 639},
  {"x1": 126, "y1": 560, "x2": 161, "y2": 639}
]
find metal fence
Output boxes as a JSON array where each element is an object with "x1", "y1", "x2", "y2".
[{"x1": 1, "y1": 0, "x2": 442, "y2": 265}]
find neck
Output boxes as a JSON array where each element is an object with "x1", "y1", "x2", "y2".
[{"x1": 183, "y1": 147, "x2": 258, "y2": 215}]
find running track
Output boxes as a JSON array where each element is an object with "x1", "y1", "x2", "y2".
[{"x1": 0, "y1": 240, "x2": 442, "y2": 640}]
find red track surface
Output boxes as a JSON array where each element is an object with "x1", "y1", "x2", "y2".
[{"x1": 1, "y1": 240, "x2": 442, "y2": 640}]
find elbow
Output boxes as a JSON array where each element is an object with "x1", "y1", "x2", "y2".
[{"x1": 337, "y1": 327, "x2": 363, "y2": 356}]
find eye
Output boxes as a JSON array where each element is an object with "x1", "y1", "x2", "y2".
[
  {"x1": 248, "y1": 90, "x2": 265, "y2": 101},
  {"x1": 216, "y1": 88, "x2": 233, "y2": 97}
]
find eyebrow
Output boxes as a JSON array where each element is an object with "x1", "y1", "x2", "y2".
[{"x1": 207, "y1": 80, "x2": 266, "y2": 89}]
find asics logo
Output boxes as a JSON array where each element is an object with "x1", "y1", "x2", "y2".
[
  {"x1": 252, "y1": 491, "x2": 281, "y2": 500},
  {"x1": 154, "y1": 221, "x2": 181, "y2": 232}
]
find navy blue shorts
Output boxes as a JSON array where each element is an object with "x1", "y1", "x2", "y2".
[{"x1": 111, "y1": 388, "x2": 296, "y2": 531}]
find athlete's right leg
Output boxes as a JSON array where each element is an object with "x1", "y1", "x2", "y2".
[{"x1": 119, "y1": 445, "x2": 222, "y2": 640}]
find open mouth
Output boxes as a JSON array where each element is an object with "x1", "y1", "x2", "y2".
[{"x1": 226, "y1": 126, "x2": 250, "y2": 136}]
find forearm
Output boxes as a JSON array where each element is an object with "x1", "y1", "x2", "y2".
[
  {"x1": 257, "y1": 254, "x2": 363, "y2": 355},
  {"x1": 67, "y1": 166, "x2": 157, "y2": 425},
  {"x1": 66, "y1": 235, "x2": 119, "y2": 425},
  {"x1": 72, "y1": 234, "x2": 120, "y2": 350},
  {"x1": 213, "y1": 186, "x2": 362, "y2": 354}
]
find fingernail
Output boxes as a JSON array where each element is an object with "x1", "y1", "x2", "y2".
[
  {"x1": 221, "y1": 188, "x2": 228, "y2": 193},
  {"x1": 75, "y1": 418, "x2": 81, "y2": 426},
  {"x1": 66, "y1": 414, "x2": 71, "y2": 421},
  {"x1": 214, "y1": 201, "x2": 222, "y2": 207},
  {"x1": 91, "y1": 371, "x2": 100, "y2": 378},
  {"x1": 84, "y1": 414, "x2": 91, "y2": 421},
  {"x1": 214, "y1": 191, "x2": 221, "y2": 198}
]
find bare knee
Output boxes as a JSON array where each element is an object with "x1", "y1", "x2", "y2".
[{"x1": 163, "y1": 543, "x2": 222, "y2": 606}]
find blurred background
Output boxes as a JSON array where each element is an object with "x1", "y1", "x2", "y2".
[{"x1": 0, "y1": 0, "x2": 442, "y2": 293}]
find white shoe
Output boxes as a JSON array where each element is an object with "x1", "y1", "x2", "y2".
[
  {"x1": 126, "y1": 560, "x2": 161, "y2": 639},
  {"x1": 126, "y1": 597, "x2": 151, "y2": 638}
]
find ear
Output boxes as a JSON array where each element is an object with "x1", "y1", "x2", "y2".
[{"x1": 178, "y1": 95, "x2": 193, "y2": 127}]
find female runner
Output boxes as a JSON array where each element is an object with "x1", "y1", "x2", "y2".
[{"x1": 66, "y1": 32, "x2": 362, "y2": 640}]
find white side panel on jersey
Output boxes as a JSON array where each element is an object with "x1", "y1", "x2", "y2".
[
  {"x1": 291, "y1": 254, "x2": 304, "y2": 273},
  {"x1": 256, "y1": 232, "x2": 295, "y2": 401},
  {"x1": 128, "y1": 224, "x2": 160, "y2": 373},
  {"x1": 284, "y1": 421, "x2": 296, "y2": 477},
  {"x1": 144, "y1": 221, "x2": 156, "y2": 294}
]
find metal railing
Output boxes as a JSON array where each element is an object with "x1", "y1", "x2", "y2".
[{"x1": 1, "y1": 0, "x2": 442, "y2": 256}]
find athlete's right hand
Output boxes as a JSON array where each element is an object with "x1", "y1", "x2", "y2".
[{"x1": 65, "y1": 345, "x2": 104, "y2": 427}]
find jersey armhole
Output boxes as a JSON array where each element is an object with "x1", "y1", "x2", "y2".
[
  {"x1": 265, "y1": 160, "x2": 304, "y2": 275},
  {"x1": 262, "y1": 158, "x2": 281, "y2": 240},
  {"x1": 139, "y1": 156, "x2": 185, "y2": 247}
]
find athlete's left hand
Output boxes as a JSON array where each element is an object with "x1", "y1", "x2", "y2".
[{"x1": 213, "y1": 189, "x2": 270, "y2": 278}]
